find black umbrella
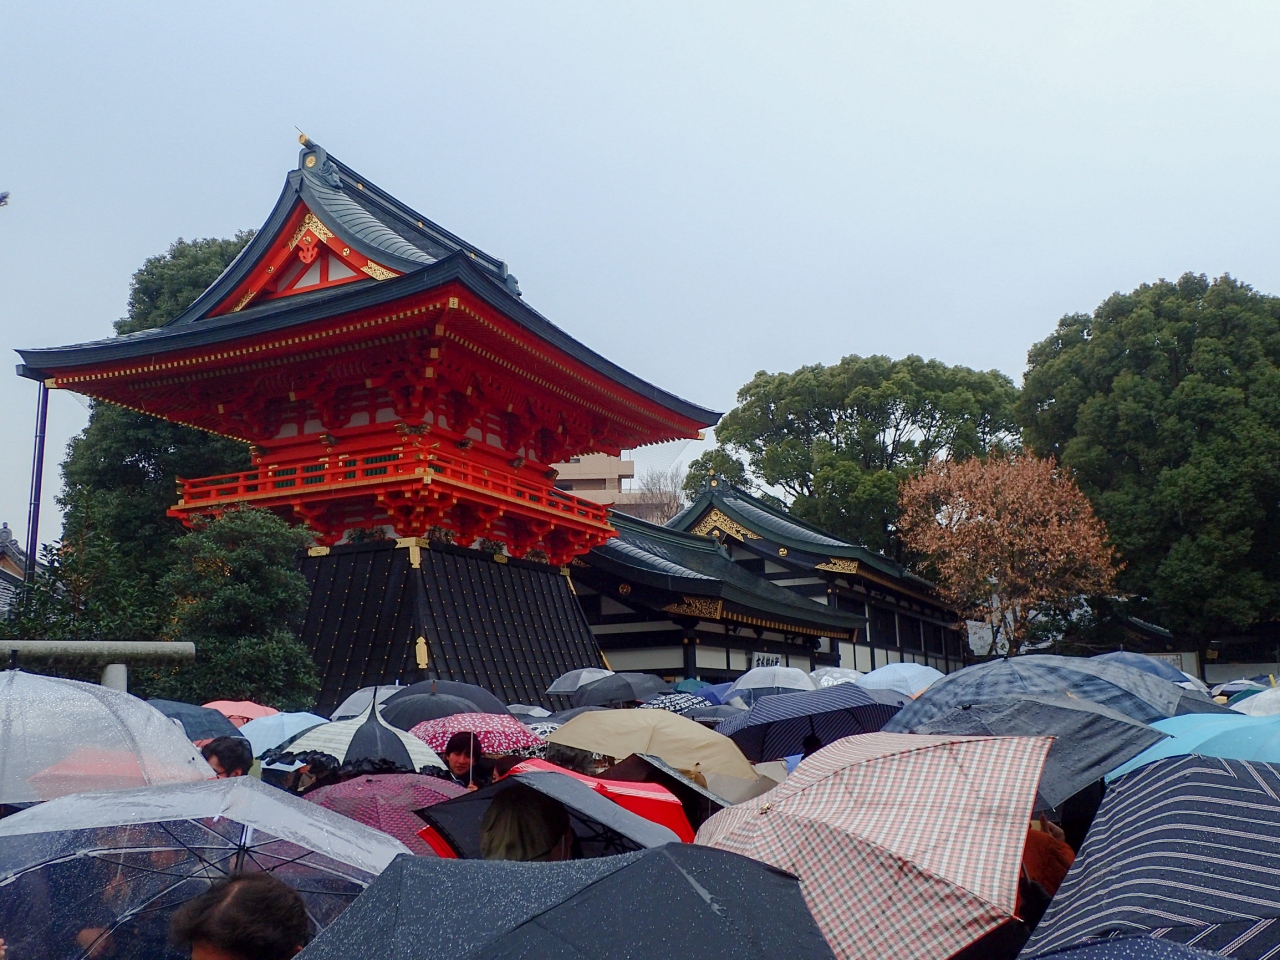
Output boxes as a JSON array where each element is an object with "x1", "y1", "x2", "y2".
[
  {"x1": 380, "y1": 693, "x2": 480, "y2": 731},
  {"x1": 147, "y1": 699, "x2": 243, "y2": 742},
  {"x1": 383, "y1": 679, "x2": 508, "y2": 715},
  {"x1": 716, "y1": 684, "x2": 904, "y2": 762},
  {"x1": 415, "y1": 771, "x2": 678, "y2": 859},
  {"x1": 886, "y1": 694, "x2": 1167, "y2": 810},
  {"x1": 1025, "y1": 755, "x2": 1280, "y2": 958},
  {"x1": 571, "y1": 673, "x2": 671, "y2": 708},
  {"x1": 263, "y1": 701, "x2": 441, "y2": 773},
  {"x1": 298, "y1": 843, "x2": 836, "y2": 960}
]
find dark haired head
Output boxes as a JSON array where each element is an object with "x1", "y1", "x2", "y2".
[
  {"x1": 170, "y1": 873, "x2": 310, "y2": 960},
  {"x1": 444, "y1": 731, "x2": 481, "y2": 758},
  {"x1": 202, "y1": 737, "x2": 254, "y2": 778}
]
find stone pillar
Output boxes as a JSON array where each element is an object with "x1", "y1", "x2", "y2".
[{"x1": 100, "y1": 663, "x2": 128, "y2": 691}]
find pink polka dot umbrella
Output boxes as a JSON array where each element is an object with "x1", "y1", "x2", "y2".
[{"x1": 408, "y1": 713, "x2": 544, "y2": 755}]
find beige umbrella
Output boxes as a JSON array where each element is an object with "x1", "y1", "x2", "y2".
[
  {"x1": 547, "y1": 709, "x2": 754, "y2": 780},
  {"x1": 696, "y1": 732, "x2": 1052, "y2": 960}
]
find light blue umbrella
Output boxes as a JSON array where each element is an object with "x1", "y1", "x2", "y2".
[
  {"x1": 855, "y1": 662, "x2": 944, "y2": 698},
  {"x1": 240, "y1": 712, "x2": 329, "y2": 758},
  {"x1": 1105, "y1": 713, "x2": 1280, "y2": 780}
]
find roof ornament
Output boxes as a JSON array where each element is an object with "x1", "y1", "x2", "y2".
[{"x1": 297, "y1": 134, "x2": 342, "y2": 188}]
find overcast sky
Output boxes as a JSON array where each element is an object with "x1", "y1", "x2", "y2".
[{"x1": 3, "y1": 2, "x2": 1280, "y2": 549}]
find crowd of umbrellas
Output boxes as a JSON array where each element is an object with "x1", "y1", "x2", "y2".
[{"x1": 3, "y1": 652, "x2": 1280, "y2": 959}]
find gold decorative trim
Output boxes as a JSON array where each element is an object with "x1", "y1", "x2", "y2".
[
  {"x1": 689, "y1": 508, "x2": 760, "y2": 541},
  {"x1": 307, "y1": 546, "x2": 331, "y2": 557},
  {"x1": 231, "y1": 290, "x2": 256, "y2": 313},
  {"x1": 661, "y1": 596, "x2": 723, "y2": 619},
  {"x1": 289, "y1": 212, "x2": 335, "y2": 249},
  {"x1": 414, "y1": 636, "x2": 430, "y2": 669},
  {"x1": 361, "y1": 260, "x2": 397, "y2": 281},
  {"x1": 721, "y1": 608, "x2": 851, "y2": 639},
  {"x1": 816, "y1": 558, "x2": 859, "y2": 575}
]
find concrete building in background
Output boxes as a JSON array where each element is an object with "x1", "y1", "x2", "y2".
[{"x1": 551, "y1": 454, "x2": 680, "y2": 524}]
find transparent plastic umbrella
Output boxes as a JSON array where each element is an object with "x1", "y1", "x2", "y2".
[
  {"x1": 0, "y1": 670, "x2": 212, "y2": 805},
  {"x1": 0, "y1": 777, "x2": 411, "y2": 960}
]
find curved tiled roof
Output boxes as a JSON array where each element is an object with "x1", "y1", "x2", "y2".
[{"x1": 589, "y1": 512, "x2": 866, "y2": 633}]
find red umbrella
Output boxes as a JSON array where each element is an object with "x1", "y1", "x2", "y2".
[
  {"x1": 203, "y1": 700, "x2": 278, "y2": 728},
  {"x1": 408, "y1": 713, "x2": 543, "y2": 755},
  {"x1": 508, "y1": 758, "x2": 695, "y2": 841},
  {"x1": 304, "y1": 773, "x2": 465, "y2": 855}
]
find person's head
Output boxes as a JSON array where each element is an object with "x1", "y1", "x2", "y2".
[
  {"x1": 443, "y1": 732, "x2": 481, "y2": 778},
  {"x1": 170, "y1": 873, "x2": 310, "y2": 960},
  {"x1": 202, "y1": 737, "x2": 254, "y2": 779},
  {"x1": 801, "y1": 734, "x2": 824, "y2": 758},
  {"x1": 480, "y1": 783, "x2": 573, "y2": 862}
]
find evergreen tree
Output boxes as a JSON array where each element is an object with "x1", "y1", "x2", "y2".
[{"x1": 142, "y1": 508, "x2": 319, "y2": 710}]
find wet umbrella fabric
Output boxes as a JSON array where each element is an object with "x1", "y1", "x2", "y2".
[
  {"x1": 1025, "y1": 755, "x2": 1280, "y2": 959},
  {"x1": 0, "y1": 777, "x2": 411, "y2": 960},
  {"x1": 639, "y1": 692, "x2": 715, "y2": 714},
  {"x1": 545, "y1": 667, "x2": 614, "y2": 695},
  {"x1": 548, "y1": 709, "x2": 756, "y2": 779},
  {"x1": 1105, "y1": 714, "x2": 1280, "y2": 780},
  {"x1": 0, "y1": 671, "x2": 211, "y2": 805},
  {"x1": 674, "y1": 678, "x2": 712, "y2": 693},
  {"x1": 1232, "y1": 687, "x2": 1280, "y2": 716},
  {"x1": 724, "y1": 666, "x2": 815, "y2": 706},
  {"x1": 1034, "y1": 939, "x2": 1222, "y2": 959},
  {"x1": 900, "y1": 655, "x2": 1187, "y2": 726},
  {"x1": 571, "y1": 673, "x2": 671, "y2": 708},
  {"x1": 266, "y1": 701, "x2": 442, "y2": 772},
  {"x1": 855, "y1": 662, "x2": 944, "y2": 698},
  {"x1": 304, "y1": 774, "x2": 465, "y2": 856},
  {"x1": 696, "y1": 732, "x2": 1052, "y2": 960},
  {"x1": 383, "y1": 680, "x2": 508, "y2": 715},
  {"x1": 408, "y1": 713, "x2": 544, "y2": 755},
  {"x1": 330, "y1": 685, "x2": 402, "y2": 720},
  {"x1": 885, "y1": 695, "x2": 1167, "y2": 809},
  {"x1": 202, "y1": 700, "x2": 278, "y2": 727},
  {"x1": 298, "y1": 844, "x2": 836, "y2": 960},
  {"x1": 811, "y1": 667, "x2": 863, "y2": 687},
  {"x1": 415, "y1": 771, "x2": 680, "y2": 859},
  {"x1": 380, "y1": 693, "x2": 480, "y2": 731},
  {"x1": 240, "y1": 712, "x2": 329, "y2": 757},
  {"x1": 147, "y1": 700, "x2": 242, "y2": 742},
  {"x1": 1091, "y1": 651, "x2": 1188, "y2": 685},
  {"x1": 717, "y1": 684, "x2": 904, "y2": 762}
]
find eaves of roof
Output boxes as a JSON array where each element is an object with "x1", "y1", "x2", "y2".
[
  {"x1": 591, "y1": 512, "x2": 866, "y2": 632},
  {"x1": 16, "y1": 252, "x2": 721, "y2": 428}
]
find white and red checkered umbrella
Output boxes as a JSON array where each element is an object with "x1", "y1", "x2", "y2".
[
  {"x1": 408, "y1": 713, "x2": 544, "y2": 755},
  {"x1": 695, "y1": 732, "x2": 1052, "y2": 960}
]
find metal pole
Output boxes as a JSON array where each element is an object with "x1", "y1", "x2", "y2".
[{"x1": 24, "y1": 381, "x2": 49, "y2": 585}]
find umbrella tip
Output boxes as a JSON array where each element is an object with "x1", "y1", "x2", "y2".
[{"x1": 7, "y1": 649, "x2": 16, "y2": 670}]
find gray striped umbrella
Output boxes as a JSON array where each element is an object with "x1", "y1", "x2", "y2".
[{"x1": 716, "y1": 684, "x2": 904, "y2": 762}]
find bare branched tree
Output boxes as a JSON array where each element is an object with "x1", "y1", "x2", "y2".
[{"x1": 612, "y1": 465, "x2": 688, "y2": 524}]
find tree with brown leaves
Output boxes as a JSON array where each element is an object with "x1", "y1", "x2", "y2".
[{"x1": 898, "y1": 453, "x2": 1118, "y2": 656}]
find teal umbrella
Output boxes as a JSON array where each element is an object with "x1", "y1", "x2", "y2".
[
  {"x1": 1106, "y1": 713, "x2": 1280, "y2": 780},
  {"x1": 674, "y1": 678, "x2": 711, "y2": 693}
]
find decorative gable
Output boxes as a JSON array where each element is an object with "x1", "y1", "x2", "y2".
[{"x1": 212, "y1": 207, "x2": 401, "y2": 316}]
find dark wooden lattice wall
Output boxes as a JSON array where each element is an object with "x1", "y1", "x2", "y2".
[{"x1": 300, "y1": 540, "x2": 603, "y2": 713}]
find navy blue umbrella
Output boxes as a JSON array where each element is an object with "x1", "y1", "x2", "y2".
[
  {"x1": 1024, "y1": 755, "x2": 1280, "y2": 959},
  {"x1": 716, "y1": 684, "x2": 903, "y2": 761},
  {"x1": 1035, "y1": 938, "x2": 1221, "y2": 959},
  {"x1": 1091, "y1": 651, "x2": 1188, "y2": 685},
  {"x1": 148, "y1": 698, "x2": 243, "y2": 742},
  {"x1": 896, "y1": 655, "x2": 1185, "y2": 727}
]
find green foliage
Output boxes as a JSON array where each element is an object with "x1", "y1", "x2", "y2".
[
  {"x1": 706, "y1": 354, "x2": 1019, "y2": 555},
  {"x1": 0, "y1": 533, "x2": 160, "y2": 644},
  {"x1": 59, "y1": 235, "x2": 253, "y2": 596},
  {"x1": 1018, "y1": 273, "x2": 1280, "y2": 638},
  {"x1": 143, "y1": 508, "x2": 319, "y2": 711}
]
